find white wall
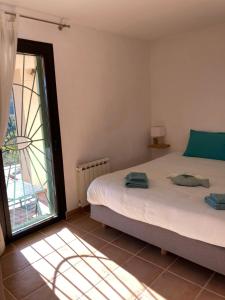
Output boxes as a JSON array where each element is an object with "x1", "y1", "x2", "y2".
[
  {"x1": 150, "y1": 23, "x2": 225, "y2": 152},
  {"x1": 18, "y1": 18, "x2": 151, "y2": 211},
  {"x1": 18, "y1": 10, "x2": 225, "y2": 213}
]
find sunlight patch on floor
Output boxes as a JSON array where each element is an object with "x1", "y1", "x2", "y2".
[{"x1": 20, "y1": 227, "x2": 164, "y2": 299}]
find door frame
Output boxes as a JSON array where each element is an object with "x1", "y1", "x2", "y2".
[{"x1": 0, "y1": 38, "x2": 67, "y2": 242}]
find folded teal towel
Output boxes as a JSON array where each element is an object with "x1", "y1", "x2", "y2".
[
  {"x1": 125, "y1": 181, "x2": 149, "y2": 188},
  {"x1": 125, "y1": 172, "x2": 148, "y2": 182},
  {"x1": 205, "y1": 196, "x2": 225, "y2": 210},
  {"x1": 125, "y1": 172, "x2": 149, "y2": 188},
  {"x1": 210, "y1": 193, "x2": 225, "y2": 204}
]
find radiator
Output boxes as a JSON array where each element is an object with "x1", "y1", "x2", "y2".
[{"x1": 76, "y1": 157, "x2": 110, "y2": 207}]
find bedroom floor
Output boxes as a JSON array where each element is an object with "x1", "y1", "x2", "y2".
[{"x1": 1, "y1": 212, "x2": 225, "y2": 300}]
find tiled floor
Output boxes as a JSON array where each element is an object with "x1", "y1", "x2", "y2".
[{"x1": 1, "y1": 212, "x2": 225, "y2": 300}]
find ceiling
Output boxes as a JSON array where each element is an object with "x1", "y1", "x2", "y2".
[{"x1": 2, "y1": 0, "x2": 225, "y2": 40}]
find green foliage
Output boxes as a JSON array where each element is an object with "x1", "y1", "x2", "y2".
[{"x1": 2, "y1": 114, "x2": 19, "y2": 166}]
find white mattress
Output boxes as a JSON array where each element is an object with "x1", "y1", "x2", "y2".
[{"x1": 87, "y1": 153, "x2": 225, "y2": 248}]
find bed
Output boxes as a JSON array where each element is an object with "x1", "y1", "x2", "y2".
[{"x1": 87, "y1": 153, "x2": 225, "y2": 275}]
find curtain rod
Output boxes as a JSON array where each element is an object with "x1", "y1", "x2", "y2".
[{"x1": 5, "y1": 11, "x2": 70, "y2": 30}]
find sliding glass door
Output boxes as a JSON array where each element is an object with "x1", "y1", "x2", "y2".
[{"x1": 0, "y1": 39, "x2": 66, "y2": 239}]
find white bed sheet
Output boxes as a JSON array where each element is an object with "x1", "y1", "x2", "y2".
[{"x1": 87, "y1": 153, "x2": 225, "y2": 248}]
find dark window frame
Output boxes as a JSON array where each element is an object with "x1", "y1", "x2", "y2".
[{"x1": 0, "y1": 38, "x2": 67, "y2": 242}]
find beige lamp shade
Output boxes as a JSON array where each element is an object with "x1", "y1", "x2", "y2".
[{"x1": 151, "y1": 126, "x2": 166, "y2": 137}]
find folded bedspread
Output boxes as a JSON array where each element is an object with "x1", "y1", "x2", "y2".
[{"x1": 87, "y1": 153, "x2": 225, "y2": 248}]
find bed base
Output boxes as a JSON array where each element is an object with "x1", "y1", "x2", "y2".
[{"x1": 91, "y1": 204, "x2": 225, "y2": 275}]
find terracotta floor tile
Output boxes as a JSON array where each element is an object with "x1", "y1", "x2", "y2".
[
  {"x1": 79, "y1": 286, "x2": 110, "y2": 300},
  {"x1": 61, "y1": 223, "x2": 87, "y2": 243},
  {"x1": 197, "y1": 290, "x2": 225, "y2": 300},
  {"x1": 93, "y1": 278, "x2": 138, "y2": 300},
  {"x1": 56, "y1": 244, "x2": 83, "y2": 267},
  {"x1": 39, "y1": 221, "x2": 68, "y2": 236},
  {"x1": 123, "y1": 256, "x2": 163, "y2": 286},
  {"x1": 140, "y1": 289, "x2": 163, "y2": 300},
  {"x1": 91, "y1": 226, "x2": 122, "y2": 242},
  {"x1": 100, "y1": 244, "x2": 132, "y2": 266},
  {"x1": 41, "y1": 220, "x2": 87, "y2": 241},
  {"x1": 73, "y1": 259, "x2": 104, "y2": 286},
  {"x1": 52, "y1": 236, "x2": 104, "y2": 271},
  {"x1": 44, "y1": 234, "x2": 70, "y2": 251},
  {"x1": 93, "y1": 264, "x2": 155, "y2": 300},
  {"x1": 206, "y1": 273, "x2": 225, "y2": 297},
  {"x1": 31, "y1": 258, "x2": 60, "y2": 282},
  {"x1": 138, "y1": 287, "x2": 166, "y2": 300},
  {"x1": 79, "y1": 254, "x2": 121, "y2": 279},
  {"x1": 138, "y1": 244, "x2": 177, "y2": 268},
  {"x1": 151, "y1": 272, "x2": 200, "y2": 300},
  {"x1": 2, "y1": 244, "x2": 16, "y2": 257},
  {"x1": 66, "y1": 211, "x2": 88, "y2": 223},
  {"x1": 25, "y1": 279, "x2": 82, "y2": 300},
  {"x1": 43, "y1": 227, "x2": 80, "y2": 251},
  {"x1": 66, "y1": 236, "x2": 102, "y2": 257},
  {"x1": 64, "y1": 222, "x2": 87, "y2": 238},
  {"x1": 112, "y1": 234, "x2": 147, "y2": 254},
  {"x1": 28, "y1": 239, "x2": 56, "y2": 257},
  {"x1": 66, "y1": 214, "x2": 91, "y2": 225},
  {"x1": 13, "y1": 231, "x2": 45, "y2": 250},
  {"x1": 82, "y1": 233, "x2": 108, "y2": 250},
  {"x1": 67, "y1": 215, "x2": 101, "y2": 232},
  {"x1": 52, "y1": 267, "x2": 93, "y2": 299},
  {"x1": 169, "y1": 258, "x2": 213, "y2": 286},
  {"x1": 23, "y1": 284, "x2": 59, "y2": 300},
  {"x1": 102, "y1": 265, "x2": 148, "y2": 299},
  {"x1": 3, "y1": 265, "x2": 47, "y2": 299},
  {"x1": 0, "y1": 250, "x2": 30, "y2": 278},
  {"x1": 43, "y1": 250, "x2": 72, "y2": 274},
  {"x1": 4, "y1": 289, "x2": 16, "y2": 300},
  {"x1": 19, "y1": 245, "x2": 42, "y2": 264}
]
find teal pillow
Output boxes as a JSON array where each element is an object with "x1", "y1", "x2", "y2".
[{"x1": 183, "y1": 130, "x2": 225, "y2": 161}]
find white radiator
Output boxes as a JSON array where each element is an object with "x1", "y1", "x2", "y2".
[{"x1": 76, "y1": 157, "x2": 110, "y2": 207}]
